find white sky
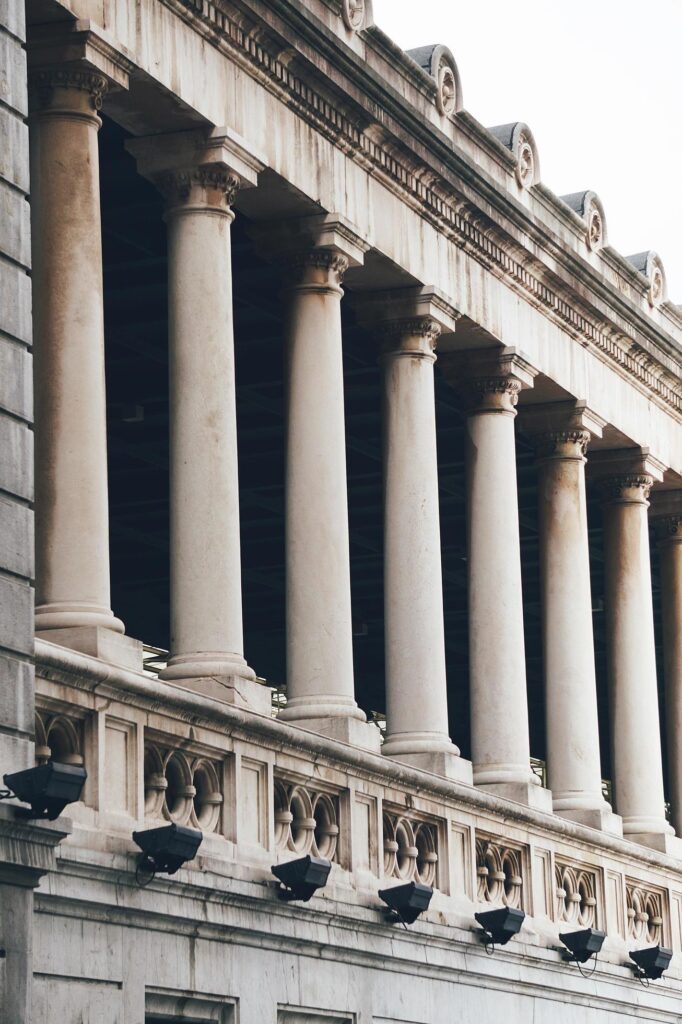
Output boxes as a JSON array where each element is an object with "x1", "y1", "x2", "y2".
[{"x1": 372, "y1": 0, "x2": 682, "y2": 304}]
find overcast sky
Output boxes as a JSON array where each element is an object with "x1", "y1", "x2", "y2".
[{"x1": 372, "y1": 0, "x2": 682, "y2": 304}]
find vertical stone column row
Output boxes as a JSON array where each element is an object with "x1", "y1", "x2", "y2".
[
  {"x1": 651, "y1": 498, "x2": 682, "y2": 836},
  {"x1": 128, "y1": 130, "x2": 269, "y2": 714},
  {"x1": 529, "y1": 405, "x2": 618, "y2": 832},
  {"x1": 277, "y1": 235, "x2": 378, "y2": 749},
  {"x1": 29, "y1": 69, "x2": 132, "y2": 661},
  {"x1": 378, "y1": 314, "x2": 470, "y2": 781},
  {"x1": 445, "y1": 351, "x2": 550, "y2": 809},
  {"x1": 600, "y1": 459, "x2": 672, "y2": 845}
]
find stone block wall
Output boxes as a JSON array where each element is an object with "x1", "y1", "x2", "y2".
[{"x1": 0, "y1": 0, "x2": 33, "y2": 774}]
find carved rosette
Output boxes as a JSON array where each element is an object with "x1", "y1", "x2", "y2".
[
  {"x1": 29, "y1": 67, "x2": 108, "y2": 116},
  {"x1": 342, "y1": 0, "x2": 366, "y2": 31},
  {"x1": 627, "y1": 251, "x2": 667, "y2": 308},
  {"x1": 515, "y1": 132, "x2": 536, "y2": 189},
  {"x1": 586, "y1": 200, "x2": 605, "y2": 252},
  {"x1": 156, "y1": 167, "x2": 241, "y2": 212},
  {"x1": 406, "y1": 45, "x2": 462, "y2": 118},
  {"x1": 535, "y1": 428, "x2": 591, "y2": 461},
  {"x1": 601, "y1": 474, "x2": 653, "y2": 505}
]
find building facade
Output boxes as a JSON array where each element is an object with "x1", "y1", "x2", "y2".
[{"x1": 1, "y1": 0, "x2": 682, "y2": 1020}]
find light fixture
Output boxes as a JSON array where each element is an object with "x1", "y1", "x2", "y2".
[
  {"x1": 272, "y1": 855, "x2": 331, "y2": 901},
  {"x1": 475, "y1": 907, "x2": 525, "y2": 948},
  {"x1": 559, "y1": 927, "x2": 605, "y2": 967},
  {"x1": 378, "y1": 881, "x2": 433, "y2": 925},
  {"x1": 132, "y1": 823, "x2": 203, "y2": 881},
  {"x1": 629, "y1": 945, "x2": 673, "y2": 982},
  {"x1": 1, "y1": 763, "x2": 87, "y2": 820}
]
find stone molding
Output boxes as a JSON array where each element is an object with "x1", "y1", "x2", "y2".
[{"x1": 163, "y1": 0, "x2": 682, "y2": 420}]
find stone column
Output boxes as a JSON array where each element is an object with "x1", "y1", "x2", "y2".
[
  {"x1": 29, "y1": 65, "x2": 141, "y2": 669},
  {"x1": 353, "y1": 289, "x2": 470, "y2": 780},
  {"x1": 127, "y1": 130, "x2": 269, "y2": 714},
  {"x1": 527, "y1": 404, "x2": 619, "y2": 832},
  {"x1": 651, "y1": 495, "x2": 682, "y2": 836},
  {"x1": 598, "y1": 454, "x2": 674, "y2": 848},
  {"x1": 276, "y1": 220, "x2": 379, "y2": 749},
  {"x1": 445, "y1": 350, "x2": 550, "y2": 809}
]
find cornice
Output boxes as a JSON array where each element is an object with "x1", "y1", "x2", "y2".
[{"x1": 146, "y1": 1, "x2": 681, "y2": 417}]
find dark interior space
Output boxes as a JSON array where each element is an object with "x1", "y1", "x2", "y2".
[{"x1": 99, "y1": 114, "x2": 668, "y2": 795}]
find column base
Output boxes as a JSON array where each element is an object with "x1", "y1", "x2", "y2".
[
  {"x1": 160, "y1": 654, "x2": 270, "y2": 716},
  {"x1": 36, "y1": 626, "x2": 143, "y2": 671},
  {"x1": 384, "y1": 748, "x2": 473, "y2": 784},
  {"x1": 281, "y1": 714, "x2": 382, "y2": 752},
  {"x1": 35, "y1": 603, "x2": 125, "y2": 633},
  {"x1": 626, "y1": 830, "x2": 682, "y2": 858},
  {"x1": 555, "y1": 805, "x2": 623, "y2": 836},
  {"x1": 476, "y1": 780, "x2": 553, "y2": 812}
]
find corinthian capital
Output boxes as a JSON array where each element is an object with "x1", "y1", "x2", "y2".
[
  {"x1": 29, "y1": 68, "x2": 108, "y2": 118},
  {"x1": 440, "y1": 347, "x2": 537, "y2": 415},
  {"x1": 155, "y1": 167, "x2": 242, "y2": 212}
]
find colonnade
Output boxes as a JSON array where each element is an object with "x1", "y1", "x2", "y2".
[{"x1": 28, "y1": 65, "x2": 682, "y2": 848}]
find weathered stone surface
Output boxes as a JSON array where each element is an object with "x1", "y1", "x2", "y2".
[
  {"x1": 0, "y1": 340, "x2": 31, "y2": 420},
  {"x1": 0, "y1": 415, "x2": 32, "y2": 501}
]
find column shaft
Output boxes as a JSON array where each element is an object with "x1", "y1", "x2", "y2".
[
  {"x1": 159, "y1": 172, "x2": 253, "y2": 685},
  {"x1": 381, "y1": 322, "x2": 464, "y2": 774},
  {"x1": 658, "y1": 518, "x2": 682, "y2": 834},
  {"x1": 467, "y1": 380, "x2": 533, "y2": 788},
  {"x1": 603, "y1": 475, "x2": 670, "y2": 836},
  {"x1": 537, "y1": 431, "x2": 611, "y2": 823},
  {"x1": 279, "y1": 252, "x2": 364, "y2": 726},
  {"x1": 30, "y1": 72, "x2": 123, "y2": 636}
]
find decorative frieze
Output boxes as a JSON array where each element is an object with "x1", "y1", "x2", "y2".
[
  {"x1": 274, "y1": 779, "x2": 341, "y2": 862},
  {"x1": 382, "y1": 810, "x2": 439, "y2": 887},
  {"x1": 555, "y1": 860, "x2": 599, "y2": 927},
  {"x1": 172, "y1": 0, "x2": 682, "y2": 419},
  {"x1": 144, "y1": 741, "x2": 224, "y2": 833},
  {"x1": 626, "y1": 880, "x2": 666, "y2": 945},
  {"x1": 476, "y1": 836, "x2": 524, "y2": 908}
]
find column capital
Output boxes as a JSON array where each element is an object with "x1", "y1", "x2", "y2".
[
  {"x1": 126, "y1": 127, "x2": 265, "y2": 213},
  {"x1": 588, "y1": 448, "x2": 667, "y2": 505},
  {"x1": 649, "y1": 490, "x2": 682, "y2": 542},
  {"x1": 27, "y1": 22, "x2": 131, "y2": 116},
  {"x1": 250, "y1": 213, "x2": 369, "y2": 268},
  {"x1": 520, "y1": 400, "x2": 606, "y2": 461},
  {"x1": 350, "y1": 286, "x2": 459, "y2": 358},
  {"x1": 442, "y1": 347, "x2": 537, "y2": 414}
]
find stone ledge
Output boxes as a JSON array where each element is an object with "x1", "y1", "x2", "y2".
[{"x1": 34, "y1": 638, "x2": 682, "y2": 873}]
